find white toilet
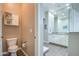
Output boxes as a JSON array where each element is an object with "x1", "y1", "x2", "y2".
[{"x1": 6, "y1": 38, "x2": 18, "y2": 56}]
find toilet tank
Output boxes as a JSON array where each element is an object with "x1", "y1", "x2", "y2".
[{"x1": 6, "y1": 38, "x2": 17, "y2": 46}]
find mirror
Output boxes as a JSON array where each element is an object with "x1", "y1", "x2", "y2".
[{"x1": 48, "y1": 6, "x2": 70, "y2": 33}]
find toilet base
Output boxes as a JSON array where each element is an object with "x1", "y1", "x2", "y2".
[
  {"x1": 8, "y1": 45, "x2": 18, "y2": 56},
  {"x1": 11, "y1": 52, "x2": 17, "y2": 56}
]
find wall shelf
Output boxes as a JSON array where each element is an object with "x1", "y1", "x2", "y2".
[{"x1": 4, "y1": 12, "x2": 19, "y2": 26}]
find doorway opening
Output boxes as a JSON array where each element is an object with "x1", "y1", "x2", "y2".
[{"x1": 40, "y1": 3, "x2": 70, "y2": 56}]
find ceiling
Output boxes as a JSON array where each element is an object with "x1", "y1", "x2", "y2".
[
  {"x1": 40, "y1": 3, "x2": 79, "y2": 20},
  {"x1": 41, "y1": 3, "x2": 71, "y2": 20},
  {"x1": 41, "y1": 3, "x2": 70, "y2": 11}
]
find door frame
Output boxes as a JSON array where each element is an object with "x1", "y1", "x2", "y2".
[
  {"x1": 35, "y1": 3, "x2": 43, "y2": 56},
  {"x1": 0, "y1": 10, "x2": 3, "y2": 56}
]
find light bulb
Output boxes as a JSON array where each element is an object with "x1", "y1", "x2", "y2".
[{"x1": 66, "y1": 3, "x2": 70, "y2": 6}]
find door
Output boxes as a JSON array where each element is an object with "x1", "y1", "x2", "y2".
[
  {"x1": 69, "y1": 33, "x2": 79, "y2": 56},
  {"x1": 0, "y1": 10, "x2": 2, "y2": 56}
]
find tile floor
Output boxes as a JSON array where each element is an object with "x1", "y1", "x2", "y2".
[
  {"x1": 3, "y1": 49, "x2": 25, "y2": 56},
  {"x1": 44, "y1": 43, "x2": 68, "y2": 56}
]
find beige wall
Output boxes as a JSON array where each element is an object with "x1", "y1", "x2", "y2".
[
  {"x1": 1, "y1": 3, "x2": 35, "y2": 56},
  {"x1": 21, "y1": 4, "x2": 35, "y2": 56},
  {"x1": 2, "y1": 4, "x2": 22, "y2": 52}
]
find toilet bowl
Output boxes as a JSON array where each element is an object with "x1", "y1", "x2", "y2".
[{"x1": 6, "y1": 38, "x2": 18, "y2": 56}]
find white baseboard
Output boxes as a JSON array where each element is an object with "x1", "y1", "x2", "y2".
[
  {"x1": 2, "y1": 51, "x2": 8, "y2": 54},
  {"x1": 3, "y1": 52, "x2": 8, "y2": 55},
  {"x1": 19, "y1": 47, "x2": 28, "y2": 56}
]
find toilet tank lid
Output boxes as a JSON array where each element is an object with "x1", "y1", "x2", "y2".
[{"x1": 6, "y1": 38, "x2": 17, "y2": 40}]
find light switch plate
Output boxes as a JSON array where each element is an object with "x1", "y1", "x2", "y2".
[{"x1": 29, "y1": 29, "x2": 32, "y2": 32}]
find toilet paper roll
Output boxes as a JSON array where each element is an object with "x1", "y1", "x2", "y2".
[{"x1": 22, "y1": 43, "x2": 26, "y2": 47}]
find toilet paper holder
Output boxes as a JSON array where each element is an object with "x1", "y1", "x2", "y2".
[{"x1": 22, "y1": 41, "x2": 27, "y2": 47}]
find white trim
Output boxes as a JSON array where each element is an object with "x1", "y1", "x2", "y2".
[
  {"x1": 19, "y1": 47, "x2": 28, "y2": 56},
  {"x1": 0, "y1": 10, "x2": 3, "y2": 56},
  {"x1": 35, "y1": 4, "x2": 43, "y2": 56},
  {"x1": 35, "y1": 4, "x2": 38, "y2": 56}
]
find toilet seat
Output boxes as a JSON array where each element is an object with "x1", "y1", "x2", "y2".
[{"x1": 8, "y1": 45, "x2": 18, "y2": 52}]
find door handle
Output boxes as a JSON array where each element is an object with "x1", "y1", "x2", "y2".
[
  {"x1": 1, "y1": 36, "x2": 4, "y2": 38},
  {"x1": 34, "y1": 36, "x2": 36, "y2": 39}
]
